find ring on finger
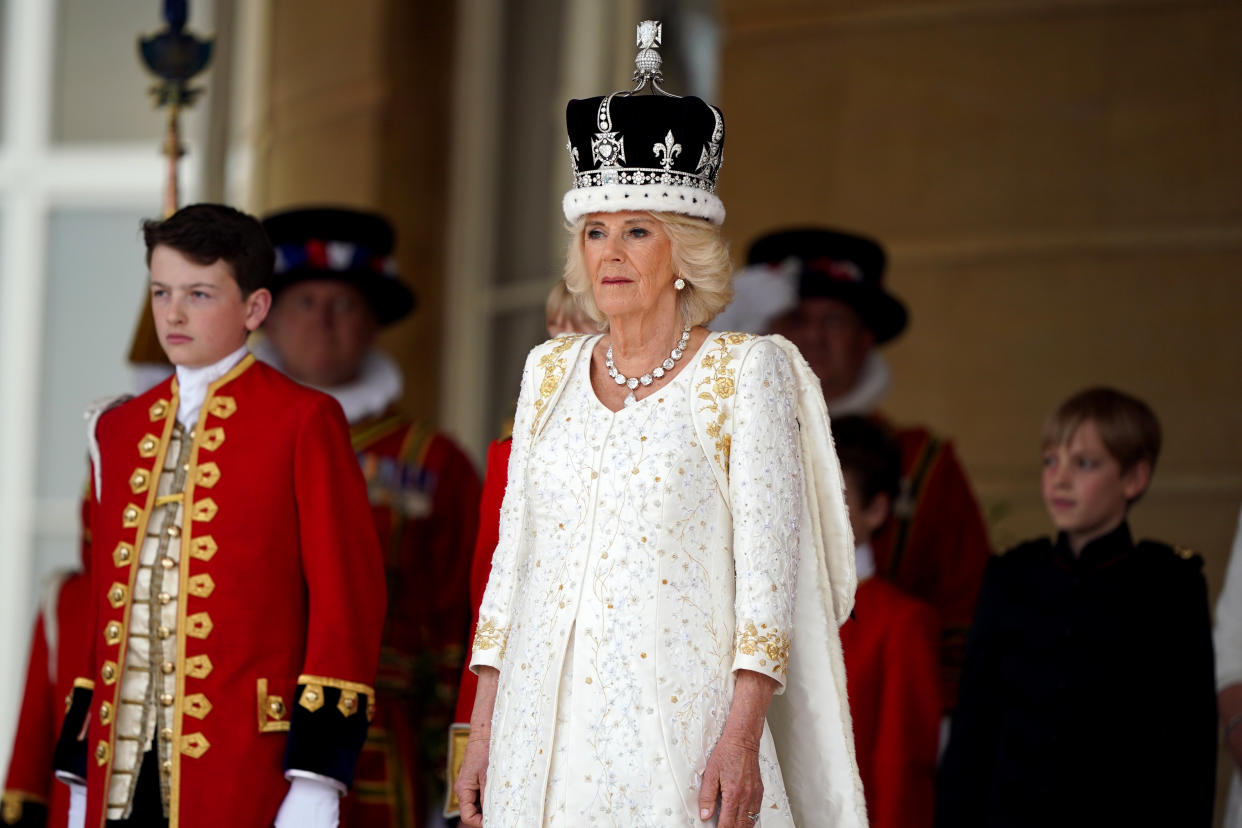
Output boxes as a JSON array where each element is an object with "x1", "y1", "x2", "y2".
[{"x1": 746, "y1": 811, "x2": 760, "y2": 822}]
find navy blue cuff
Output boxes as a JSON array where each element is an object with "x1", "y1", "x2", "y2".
[
  {"x1": 282, "y1": 681, "x2": 372, "y2": 788},
  {"x1": 52, "y1": 685, "x2": 92, "y2": 785}
]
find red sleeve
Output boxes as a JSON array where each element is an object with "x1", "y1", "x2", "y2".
[
  {"x1": 453, "y1": 439, "x2": 510, "y2": 724},
  {"x1": 283, "y1": 396, "x2": 388, "y2": 784},
  {"x1": 870, "y1": 597, "x2": 941, "y2": 828},
  {"x1": 911, "y1": 440, "x2": 991, "y2": 710},
  {"x1": 294, "y1": 396, "x2": 387, "y2": 688},
  {"x1": 4, "y1": 613, "x2": 55, "y2": 806}
]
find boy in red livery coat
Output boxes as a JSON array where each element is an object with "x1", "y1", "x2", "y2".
[
  {"x1": 256, "y1": 208, "x2": 480, "y2": 827},
  {"x1": 2, "y1": 499, "x2": 92, "y2": 828},
  {"x1": 834, "y1": 416, "x2": 941, "y2": 828},
  {"x1": 52, "y1": 204, "x2": 386, "y2": 828}
]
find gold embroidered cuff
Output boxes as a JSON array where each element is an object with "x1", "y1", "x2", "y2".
[
  {"x1": 733, "y1": 620, "x2": 791, "y2": 679},
  {"x1": 471, "y1": 617, "x2": 508, "y2": 661}
]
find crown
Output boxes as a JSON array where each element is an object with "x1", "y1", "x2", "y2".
[{"x1": 562, "y1": 21, "x2": 726, "y2": 225}]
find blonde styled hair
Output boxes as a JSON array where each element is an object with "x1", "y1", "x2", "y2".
[
  {"x1": 544, "y1": 280, "x2": 595, "y2": 334},
  {"x1": 1042, "y1": 387, "x2": 1161, "y2": 503},
  {"x1": 562, "y1": 211, "x2": 734, "y2": 328}
]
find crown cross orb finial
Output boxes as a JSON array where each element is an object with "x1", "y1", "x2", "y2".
[{"x1": 633, "y1": 20, "x2": 665, "y2": 91}]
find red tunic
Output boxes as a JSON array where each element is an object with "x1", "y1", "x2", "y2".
[
  {"x1": 452, "y1": 438, "x2": 510, "y2": 726},
  {"x1": 3, "y1": 494, "x2": 92, "y2": 828},
  {"x1": 3, "y1": 575, "x2": 91, "y2": 828},
  {"x1": 840, "y1": 577, "x2": 941, "y2": 828},
  {"x1": 340, "y1": 412, "x2": 480, "y2": 828},
  {"x1": 870, "y1": 424, "x2": 991, "y2": 710},
  {"x1": 62, "y1": 356, "x2": 386, "y2": 828}
]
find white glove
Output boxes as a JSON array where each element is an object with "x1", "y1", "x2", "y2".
[
  {"x1": 67, "y1": 783, "x2": 87, "y2": 828},
  {"x1": 274, "y1": 775, "x2": 342, "y2": 828}
]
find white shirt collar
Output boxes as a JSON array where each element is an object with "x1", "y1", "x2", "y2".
[
  {"x1": 174, "y1": 345, "x2": 249, "y2": 430},
  {"x1": 855, "y1": 542, "x2": 877, "y2": 583},
  {"x1": 826, "y1": 350, "x2": 891, "y2": 417},
  {"x1": 252, "y1": 337, "x2": 403, "y2": 424}
]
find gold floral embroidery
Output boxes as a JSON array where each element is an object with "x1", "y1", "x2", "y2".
[
  {"x1": 735, "y1": 620, "x2": 790, "y2": 676},
  {"x1": 695, "y1": 334, "x2": 751, "y2": 479},
  {"x1": 473, "y1": 616, "x2": 508, "y2": 658},
  {"x1": 530, "y1": 336, "x2": 580, "y2": 437}
]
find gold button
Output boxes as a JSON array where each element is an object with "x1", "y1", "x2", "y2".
[
  {"x1": 304, "y1": 690, "x2": 318, "y2": 703},
  {"x1": 161, "y1": 760, "x2": 172, "y2": 775},
  {"x1": 161, "y1": 661, "x2": 175, "y2": 675},
  {"x1": 160, "y1": 693, "x2": 174, "y2": 706},
  {"x1": 123, "y1": 508, "x2": 138, "y2": 522},
  {"x1": 101, "y1": 664, "x2": 115, "y2": 681},
  {"x1": 158, "y1": 592, "x2": 171, "y2": 605},
  {"x1": 342, "y1": 696, "x2": 357, "y2": 711},
  {"x1": 95, "y1": 743, "x2": 108, "y2": 761},
  {"x1": 182, "y1": 463, "x2": 190, "y2": 472},
  {"x1": 157, "y1": 626, "x2": 171, "y2": 639},
  {"x1": 160, "y1": 557, "x2": 175, "y2": 569},
  {"x1": 161, "y1": 728, "x2": 173, "y2": 742},
  {"x1": 166, "y1": 524, "x2": 181, "y2": 538},
  {"x1": 141, "y1": 439, "x2": 156, "y2": 453},
  {"x1": 268, "y1": 699, "x2": 285, "y2": 718},
  {"x1": 109, "y1": 587, "x2": 123, "y2": 603},
  {"x1": 117, "y1": 547, "x2": 131, "y2": 562}
]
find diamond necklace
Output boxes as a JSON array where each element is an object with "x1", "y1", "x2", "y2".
[{"x1": 606, "y1": 325, "x2": 692, "y2": 408}]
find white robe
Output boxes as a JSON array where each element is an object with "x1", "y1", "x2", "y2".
[{"x1": 473, "y1": 333, "x2": 866, "y2": 827}]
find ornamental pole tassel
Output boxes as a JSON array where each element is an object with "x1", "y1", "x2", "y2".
[{"x1": 129, "y1": 0, "x2": 213, "y2": 366}]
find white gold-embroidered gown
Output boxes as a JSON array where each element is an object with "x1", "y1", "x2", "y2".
[{"x1": 473, "y1": 334, "x2": 804, "y2": 826}]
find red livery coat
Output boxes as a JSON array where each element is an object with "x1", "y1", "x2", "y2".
[
  {"x1": 3, "y1": 493, "x2": 92, "y2": 828},
  {"x1": 3, "y1": 572, "x2": 91, "y2": 828},
  {"x1": 341, "y1": 412, "x2": 480, "y2": 828},
  {"x1": 871, "y1": 424, "x2": 991, "y2": 710},
  {"x1": 452, "y1": 438, "x2": 510, "y2": 726},
  {"x1": 65, "y1": 355, "x2": 386, "y2": 828},
  {"x1": 840, "y1": 577, "x2": 941, "y2": 828}
]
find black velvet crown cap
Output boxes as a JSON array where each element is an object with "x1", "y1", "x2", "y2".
[{"x1": 563, "y1": 92, "x2": 725, "y2": 224}]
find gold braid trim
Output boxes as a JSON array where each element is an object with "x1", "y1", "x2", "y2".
[
  {"x1": 735, "y1": 620, "x2": 791, "y2": 677},
  {"x1": 694, "y1": 333, "x2": 752, "y2": 479},
  {"x1": 530, "y1": 337, "x2": 580, "y2": 437},
  {"x1": 295, "y1": 675, "x2": 376, "y2": 698}
]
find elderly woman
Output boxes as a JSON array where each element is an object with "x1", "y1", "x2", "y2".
[{"x1": 455, "y1": 25, "x2": 865, "y2": 828}]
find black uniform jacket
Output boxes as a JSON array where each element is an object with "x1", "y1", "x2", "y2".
[{"x1": 937, "y1": 522, "x2": 1216, "y2": 828}]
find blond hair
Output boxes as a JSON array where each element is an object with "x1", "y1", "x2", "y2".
[
  {"x1": 544, "y1": 280, "x2": 596, "y2": 333},
  {"x1": 1042, "y1": 386, "x2": 1162, "y2": 479},
  {"x1": 562, "y1": 211, "x2": 734, "y2": 328}
]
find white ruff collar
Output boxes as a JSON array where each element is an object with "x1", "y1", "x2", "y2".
[
  {"x1": 252, "y1": 337, "x2": 403, "y2": 424},
  {"x1": 175, "y1": 345, "x2": 249, "y2": 430},
  {"x1": 826, "y1": 350, "x2": 891, "y2": 417},
  {"x1": 855, "y1": 542, "x2": 876, "y2": 582}
]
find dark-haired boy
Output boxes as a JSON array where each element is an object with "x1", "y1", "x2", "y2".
[
  {"x1": 53, "y1": 204, "x2": 386, "y2": 828},
  {"x1": 937, "y1": 387, "x2": 1217, "y2": 828},
  {"x1": 834, "y1": 416, "x2": 940, "y2": 828}
]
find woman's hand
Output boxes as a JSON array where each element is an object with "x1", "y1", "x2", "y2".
[
  {"x1": 455, "y1": 667, "x2": 499, "y2": 828},
  {"x1": 698, "y1": 670, "x2": 779, "y2": 826}
]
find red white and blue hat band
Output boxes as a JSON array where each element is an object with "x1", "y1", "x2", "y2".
[{"x1": 274, "y1": 239, "x2": 398, "y2": 278}]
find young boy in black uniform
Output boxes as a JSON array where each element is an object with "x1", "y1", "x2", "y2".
[{"x1": 937, "y1": 387, "x2": 1216, "y2": 828}]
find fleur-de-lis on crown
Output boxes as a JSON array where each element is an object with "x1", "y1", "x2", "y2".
[{"x1": 653, "y1": 131, "x2": 681, "y2": 171}]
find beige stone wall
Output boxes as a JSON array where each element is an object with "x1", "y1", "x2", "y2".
[
  {"x1": 721, "y1": 0, "x2": 1242, "y2": 571},
  {"x1": 720, "y1": 1, "x2": 1242, "y2": 817},
  {"x1": 253, "y1": 0, "x2": 455, "y2": 426}
]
